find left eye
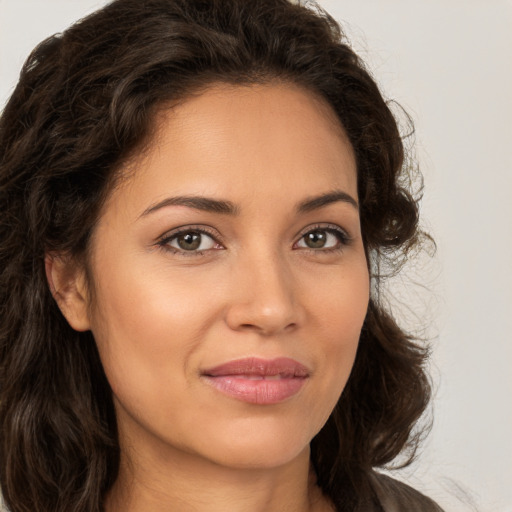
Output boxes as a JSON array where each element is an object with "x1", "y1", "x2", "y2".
[
  {"x1": 167, "y1": 231, "x2": 217, "y2": 252},
  {"x1": 295, "y1": 229, "x2": 344, "y2": 250}
]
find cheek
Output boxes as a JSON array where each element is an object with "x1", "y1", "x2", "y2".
[
  {"x1": 87, "y1": 258, "x2": 222, "y2": 409},
  {"x1": 305, "y1": 263, "x2": 369, "y2": 415}
]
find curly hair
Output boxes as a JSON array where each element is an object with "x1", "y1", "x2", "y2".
[{"x1": 0, "y1": 0, "x2": 431, "y2": 510}]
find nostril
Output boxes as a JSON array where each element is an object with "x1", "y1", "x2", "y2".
[{"x1": 237, "y1": 321, "x2": 297, "y2": 336}]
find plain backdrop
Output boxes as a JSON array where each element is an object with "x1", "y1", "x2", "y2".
[{"x1": 1, "y1": 1, "x2": 511, "y2": 511}]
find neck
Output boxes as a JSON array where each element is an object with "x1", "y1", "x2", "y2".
[{"x1": 105, "y1": 442, "x2": 331, "y2": 512}]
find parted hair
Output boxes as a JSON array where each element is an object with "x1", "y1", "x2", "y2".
[{"x1": 0, "y1": 0, "x2": 431, "y2": 511}]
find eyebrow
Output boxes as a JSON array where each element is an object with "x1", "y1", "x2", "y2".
[
  {"x1": 140, "y1": 189, "x2": 358, "y2": 218},
  {"x1": 141, "y1": 196, "x2": 240, "y2": 217},
  {"x1": 297, "y1": 190, "x2": 358, "y2": 213}
]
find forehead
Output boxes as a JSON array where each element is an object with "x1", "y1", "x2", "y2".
[{"x1": 108, "y1": 82, "x2": 357, "y2": 215}]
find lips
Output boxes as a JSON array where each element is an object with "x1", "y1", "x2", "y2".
[{"x1": 201, "y1": 357, "x2": 309, "y2": 405}]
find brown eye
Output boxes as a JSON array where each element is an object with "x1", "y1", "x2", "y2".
[
  {"x1": 295, "y1": 227, "x2": 348, "y2": 251},
  {"x1": 165, "y1": 231, "x2": 217, "y2": 252},
  {"x1": 304, "y1": 230, "x2": 328, "y2": 249},
  {"x1": 176, "y1": 232, "x2": 202, "y2": 251}
]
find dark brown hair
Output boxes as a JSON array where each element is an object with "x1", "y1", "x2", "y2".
[{"x1": 0, "y1": 1, "x2": 431, "y2": 510}]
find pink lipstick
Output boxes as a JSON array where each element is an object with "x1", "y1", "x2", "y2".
[{"x1": 201, "y1": 357, "x2": 309, "y2": 405}]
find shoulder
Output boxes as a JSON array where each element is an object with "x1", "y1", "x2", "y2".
[{"x1": 366, "y1": 471, "x2": 444, "y2": 512}]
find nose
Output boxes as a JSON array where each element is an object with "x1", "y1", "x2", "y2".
[{"x1": 224, "y1": 251, "x2": 302, "y2": 336}]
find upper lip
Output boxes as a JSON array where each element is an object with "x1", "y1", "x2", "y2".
[{"x1": 201, "y1": 357, "x2": 310, "y2": 378}]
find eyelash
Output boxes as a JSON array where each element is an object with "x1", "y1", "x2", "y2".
[
  {"x1": 157, "y1": 225, "x2": 221, "y2": 257},
  {"x1": 298, "y1": 224, "x2": 352, "y2": 252},
  {"x1": 156, "y1": 223, "x2": 352, "y2": 258}
]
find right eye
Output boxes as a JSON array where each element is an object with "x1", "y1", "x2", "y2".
[{"x1": 158, "y1": 228, "x2": 223, "y2": 256}]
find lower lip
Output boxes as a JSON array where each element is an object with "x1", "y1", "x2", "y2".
[{"x1": 202, "y1": 375, "x2": 307, "y2": 405}]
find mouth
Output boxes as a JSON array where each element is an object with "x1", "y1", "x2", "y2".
[{"x1": 201, "y1": 357, "x2": 310, "y2": 405}]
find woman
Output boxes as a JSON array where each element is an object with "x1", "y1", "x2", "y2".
[{"x1": 0, "y1": 0, "x2": 441, "y2": 510}]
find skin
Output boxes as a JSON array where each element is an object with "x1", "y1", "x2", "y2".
[{"x1": 48, "y1": 82, "x2": 370, "y2": 512}]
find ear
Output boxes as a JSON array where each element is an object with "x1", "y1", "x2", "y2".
[{"x1": 45, "y1": 253, "x2": 91, "y2": 332}]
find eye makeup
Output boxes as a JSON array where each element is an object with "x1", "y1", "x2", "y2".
[{"x1": 156, "y1": 222, "x2": 352, "y2": 258}]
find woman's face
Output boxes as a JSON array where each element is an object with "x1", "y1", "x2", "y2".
[{"x1": 84, "y1": 83, "x2": 369, "y2": 470}]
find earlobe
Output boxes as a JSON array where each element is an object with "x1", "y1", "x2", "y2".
[{"x1": 45, "y1": 253, "x2": 91, "y2": 332}]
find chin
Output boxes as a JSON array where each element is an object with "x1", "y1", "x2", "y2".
[{"x1": 192, "y1": 417, "x2": 315, "y2": 470}]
